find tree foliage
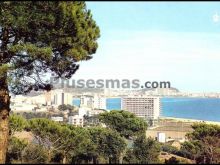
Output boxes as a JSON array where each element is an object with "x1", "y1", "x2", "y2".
[
  {"x1": 83, "y1": 114, "x2": 100, "y2": 127},
  {"x1": 22, "y1": 144, "x2": 49, "y2": 164},
  {"x1": 122, "y1": 148, "x2": 138, "y2": 164},
  {"x1": 0, "y1": 1, "x2": 100, "y2": 94},
  {"x1": 58, "y1": 104, "x2": 74, "y2": 111},
  {"x1": 133, "y1": 134, "x2": 161, "y2": 164},
  {"x1": 6, "y1": 137, "x2": 28, "y2": 163},
  {"x1": 88, "y1": 127, "x2": 127, "y2": 164},
  {"x1": 27, "y1": 118, "x2": 127, "y2": 164},
  {"x1": 161, "y1": 143, "x2": 181, "y2": 156},
  {"x1": 70, "y1": 128, "x2": 96, "y2": 164},
  {"x1": 9, "y1": 114, "x2": 27, "y2": 136},
  {"x1": 181, "y1": 123, "x2": 220, "y2": 164},
  {"x1": 16, "y1": 112, "x2": 51, "y2": 119},
  {"x1": 165, "y1": 156, "x2": 180, "y2": 164},
  {"x1": 28, "y1": 118, "x2": 75, "y2": 163},
  {"x1": 98, "y1": 110, "x2": 148, "y2": 138},
  {"x1": 0, "y1": 2, "x2": 99, "y2": 162}
]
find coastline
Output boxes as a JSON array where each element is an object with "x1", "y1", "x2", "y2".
[{"x1": 160, "y1": 116, "x2": 220, "y2": 125}]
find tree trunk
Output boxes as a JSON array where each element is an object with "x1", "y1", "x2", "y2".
[
  {"x1": 47, "y1": 149, "x2": 52, "y2": 164},
  {"x1": 0, "y1": 78, "x2": 10, "y2": 164},
  {"x1": 119, "y1": 150, "x2": 126, "y2": 164},
  {"x1": 92, "y1": 156, "x2": 95, "y2": 164},
  {"x1": 62, "y1": 155, "x2": 67, "y2": 164}
]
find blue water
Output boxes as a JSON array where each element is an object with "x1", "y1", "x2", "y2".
[
  {"x1": 106, "y1": 98, "x2": 121, "y2": 110},
  {"x1": 161, "y1": 97, "x2": 220, "y2": 122},
  {"x1": 72, "y1": 97, "x2": 220, "y2": 122},
  {"x1": 72, "y1": 98, "x2": 80, "y2": 107}
]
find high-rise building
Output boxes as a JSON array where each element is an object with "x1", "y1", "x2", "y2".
[
  {"x1": 51, "y1": 89, "x2": 73, "y2": 106},
  {"x1": 45, "y1": 91, "x2": 52, "y2": 105},
  {"x1": 121, "y1": 96, "x2": 161, "y2": 120},
  {"x1": 80, "y1": 94, "x2": 106, "y2": 110},
  {"x1": 80, "y1": 95, "x2": 93, "y2": 108},
  {"x1": 93, "y1": 95, "x2": 106, "y2": 109}
]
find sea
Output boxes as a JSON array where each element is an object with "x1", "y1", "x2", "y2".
[{"x1": 72, "y1": 97, "x2": 220, "y2": 122}]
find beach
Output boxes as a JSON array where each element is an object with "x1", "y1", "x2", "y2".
[{"x1": 159, "y1": 116, "x2": 220, "y2": 125}]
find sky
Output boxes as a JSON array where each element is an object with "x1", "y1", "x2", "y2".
[{"x1": 71, "y1": 2, "x2": 220, "y2": 93}]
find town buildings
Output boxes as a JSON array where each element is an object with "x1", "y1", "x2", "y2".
[{"x1": 68, "y1": 115, "x2": 84, "y2": 127}]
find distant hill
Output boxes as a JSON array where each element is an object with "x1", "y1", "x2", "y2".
[{"x1": 141, "y1": 87, "x2": 180, "y2": 93}]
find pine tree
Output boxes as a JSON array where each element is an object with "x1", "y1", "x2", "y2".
[{"x1": 0, "y1": 1, "x2": 100, "y2": 163}]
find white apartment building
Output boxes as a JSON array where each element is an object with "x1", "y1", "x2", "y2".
[
  {"x1": 68, "y1": 115, "x2": 84, "y2": 127},
  {"x1": 51, "y1": 116, "x2": 64, "y2": 122},
  {"x1": 93, "y1": 95, "x2": 106, "y2": 109},
  {"x1": 30, "y1": 94, "x2": 47, "y2": 105},
  {"x1": 10, "y1": 103, "x2": 37, "y2": 112},
  {"x1": 11, "y1": 92, "x2": 53, "y2": 106},
  {"x1": 51, "y1": 89, "x2": 73, "y2": 106},
  {"x1": 80, "y1": 95, "x2": 93, "y2": 108},
  {"x1": 78, "y1": 107, "x2": 91, "y2": 117},
  {"x1": 80, "y1": 94, "x2": 106, "y2": 110},
  {"x1": 121, "y1": 96, "x2": 161, "y2": 120},
  {"x1": 10, "y1": 95, "x2": 26, "y2": 104}
]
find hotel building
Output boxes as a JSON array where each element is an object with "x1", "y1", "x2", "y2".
[{"x1": 121, "y1": 96, "x2": 161, "y2": 120}]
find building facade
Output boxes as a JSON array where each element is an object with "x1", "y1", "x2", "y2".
[
  {"x1": 121, "y1": 96, "x2": 161, "y2": 120},
  {"x1": 51, "y1": 89, "x2": 73, "y2": 106},
  {"x1": 80, "y1": 95, "x2": 94, "y2": 108},
  {"x1": 51, "y1": 116, "x2": 64, "y2": 122},
  {"x1": 68, "y1": 115, "x2": 84, "y2": 127},
  {"x1": 93, "y1": 95, "x2": 106, "y2": 109}
]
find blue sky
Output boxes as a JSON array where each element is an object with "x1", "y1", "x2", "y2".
[{"x1": 72, "y1": 2, "x2": 220, "y2": 93}]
